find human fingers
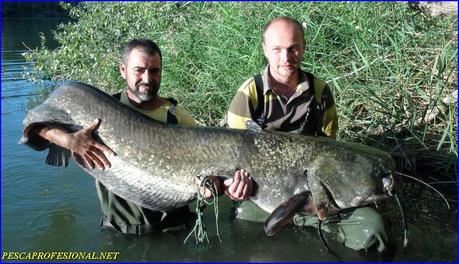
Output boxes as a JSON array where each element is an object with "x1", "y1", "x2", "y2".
[
  {"x1": 241, "y1": 176, "x2": 253, "y2": 199},
  {"x1": 87, "y1": 118, "x2": 102, "y2": 132},
  {"x1": 96, "y1": 143, "x2": 116, "y2": 156},
  {"x1": 235, "y1": 169, "x2": 250, "y2": 199},
  {"x1": 90, "y1": 146, "x2": 112, "y2": 168},
  {"x1": 94, "y1": 142, "x2": 116, "y2": 157},
  {"x1": 81, "y1": 153, "x2": 95, "y2": 170},
  {"x1": 85, "y1": 119, "x2": 116, "y2": 157},
  {"x1": 234, "y1": 169, "x2": 249, "y2": 198},
  {"x1": 227, "y1": 170, "x2": 242, "y2": 195},
  {"x1": 223, "y1": 178, "x2": 234, "y2": 188},
  {"x1": 225, "y1": 169, "x2": 249, "y2": 200},
  {"x1": 86, "y1": 150, "x2": 105, "y2": 170}
]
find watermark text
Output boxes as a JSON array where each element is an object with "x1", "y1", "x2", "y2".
[{"x1": 2, "y1": 251, "x2": 120, "y2": 261}]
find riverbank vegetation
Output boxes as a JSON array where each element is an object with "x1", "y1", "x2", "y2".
[{"x1": 24, "y1": 2, "x2": 457, "y2": 199}]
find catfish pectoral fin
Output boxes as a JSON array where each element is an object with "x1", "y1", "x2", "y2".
[
  {"x1": 264, "y1": 191, "x2": 313, "y2": 236},
  {"x1": 46, "y1": 143, "x2": 71, "y2": 167},
  {"x1": 246, "y1": 120, "x2": 264, "y2": 133}
]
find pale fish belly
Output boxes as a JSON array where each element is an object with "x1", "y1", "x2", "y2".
[{"x1": 81, "y1": 156, "x2": 197, "y2": 212}]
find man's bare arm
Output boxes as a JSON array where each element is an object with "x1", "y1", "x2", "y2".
[{"x1": 34, "y1": 119, "x2": 115, "y2": 170}]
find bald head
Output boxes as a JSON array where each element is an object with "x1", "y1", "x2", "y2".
[
  {"x1": 262, "y1": 16, "x2": 305, "y2": 83},
  {"x1": 262, "y1": 16, "x2": 305, "y2": 46}
]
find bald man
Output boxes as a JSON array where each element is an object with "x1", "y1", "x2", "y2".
[{"x1": 225, "y1": 16, "x2": 389, "y2": 252}]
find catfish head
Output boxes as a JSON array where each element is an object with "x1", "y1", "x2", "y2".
[
  {"x1": 307, "y1": 142, "x2": 395, "y2": 220},
  {"x1": 263, "y1": 143, "x2": 395, "y2": 236}
]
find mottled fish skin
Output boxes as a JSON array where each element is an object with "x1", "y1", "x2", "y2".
[{"x1": 21, "y1": 81, "x2": 395, "y2": 217}]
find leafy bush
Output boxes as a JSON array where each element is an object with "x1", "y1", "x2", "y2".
[{"x1": 25, "y1": 2, "x2": 457, "y2": 183}]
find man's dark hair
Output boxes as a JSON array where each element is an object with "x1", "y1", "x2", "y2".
[
  {"x1": 262, "y1": 16, "x2": 305, "y2": 44},
  {"x1": 121, "y1": 38, "x2": 162, "y2": 65}
]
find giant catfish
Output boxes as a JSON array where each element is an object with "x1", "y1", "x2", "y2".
[{"x1": 20, "y1": 81, "x2": 395, "y2": 235}]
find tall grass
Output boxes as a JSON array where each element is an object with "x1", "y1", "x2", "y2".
[{"x1": 24, "y1": 2, "x2": 457, "y2": 195}]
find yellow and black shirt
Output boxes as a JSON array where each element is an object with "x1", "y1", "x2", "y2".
[{"x1": 227, "y1": 66, "x2": 338, "y2": 138}]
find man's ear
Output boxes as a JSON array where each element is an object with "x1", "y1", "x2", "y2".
[{"x1": 119, "y1": 63, "x2": 127, "y2": 80}]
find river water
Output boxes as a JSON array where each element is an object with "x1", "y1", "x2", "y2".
[{"x1": 1, "y1": 18, "x2": 457, "y2": 262}]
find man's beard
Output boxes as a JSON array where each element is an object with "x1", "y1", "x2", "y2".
[{"x1": 133, "y1": 81, "x2": 159, "y2": 102}]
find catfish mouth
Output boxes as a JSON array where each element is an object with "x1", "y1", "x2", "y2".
[{"x1": 319, "y1": 174, "x2": 394, "y2": 210}]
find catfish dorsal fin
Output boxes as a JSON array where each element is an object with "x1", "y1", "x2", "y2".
[
  {"x1": 264, "y1": 191, "x2": 313, "y2": 236},
  {"x1": 246, "y1": 120, "x2": 264, "y2": 133}
]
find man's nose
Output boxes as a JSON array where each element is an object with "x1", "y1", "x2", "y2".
[
  {"x1": 141, "y1": 71, "x2": 152, "y2": 83},
  {"x1": 280, "y1": 49, "x2": 290, "y2": 62}
]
